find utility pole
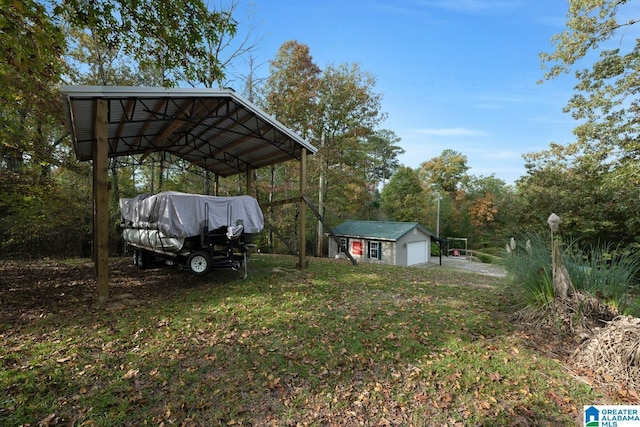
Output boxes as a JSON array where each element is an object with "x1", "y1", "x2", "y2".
[
  {"x1": 317, "y1": 130, "x2": 325, "y2": 257},
  {"x1": 435, "y1": 193, "x2": 442, "y2": 238}
]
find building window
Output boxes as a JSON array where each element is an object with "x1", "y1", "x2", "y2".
[
  {"x1": 338, "y1": 237, "x2": 348, "y2": 253},
  {"x1": 352, "y1": 241, "x2": 363, "y2": 256},
  {"x1": 368, "y1": 241, "x2": 381, "y2": 260}
]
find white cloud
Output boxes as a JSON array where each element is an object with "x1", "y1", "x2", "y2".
[{"x1": 412, "y1": 127, "x2": 489, "y2": 137}]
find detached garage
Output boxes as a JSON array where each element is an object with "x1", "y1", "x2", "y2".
[{"x1": 327, "y1": 220, "x2": 436, "y2": 266}]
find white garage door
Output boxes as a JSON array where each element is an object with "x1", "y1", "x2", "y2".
[{"x1": 407, "y1": 240, "x2": 428, "y2": 265}]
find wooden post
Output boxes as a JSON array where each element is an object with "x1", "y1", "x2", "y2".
[
  {"x1": 302, "y1": 195, "x2": 357, "y2": 266},
  {"x1": 94, "y1": 99, "x2": 110, "y2": 302},
  {"x1": 298, "y1": 149, "x2": 307, "y2": 269},
  {"x1": 246, "y1": 167, "x2": 254, "y2": 196}
]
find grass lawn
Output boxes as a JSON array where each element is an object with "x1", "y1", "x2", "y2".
[{"x1": 0, "y1": 254, "x2": 607, "y2": 425}]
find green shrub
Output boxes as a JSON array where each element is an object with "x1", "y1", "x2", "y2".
[
  {"x1": 478, "y1": 246, "x2": 504, "y2": 257},
  {"x1": 473, "y1": 251, "x2": 503, "y2": 264},
  {"x1": 430, "y1": 241, "x2": 441, "y2": 256}
]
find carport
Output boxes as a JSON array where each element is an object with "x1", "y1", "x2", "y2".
[{"x1": 61, "y1": 85, "x2": 318, "y2": 302}]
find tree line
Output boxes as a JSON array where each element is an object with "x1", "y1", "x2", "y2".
[{"x1": 1, "y1": 0, "x2": 638, "y2": 258}]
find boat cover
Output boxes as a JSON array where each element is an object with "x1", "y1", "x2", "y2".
[
  {"x1": 122, "y1": 228, "x2": 185, "y2": 253},
  {"x1": 120, "y1": 191, "x2": 264, "y2": 238}
]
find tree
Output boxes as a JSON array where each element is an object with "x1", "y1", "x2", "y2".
[
  {"x1": 1, "y1": 1, "x2": 67, "y2": 172},
  {"x1": 525, "y1": 1, "x2": 640, "y2": 243},
  {"x1": 0, "y1": 1, "x2": 65, "y2": 106},
  {"x1": 538, "y1": 1, "x2": 640, "y2": 195},
  {"x1": 58, "y1": 0, "x2": 237, "y2": 86},
  {"x1": 261, "y1": 43, "x2": 387, "y2": 254},
  {"x1": 419, "y1": 149, "x2": 469, "y2": 194},
  {"x1": 260, "y1": 41, "x2": 321, "y2": 252},
  {"x1": 462, "y1": 174, "x2": 513, "y2": 243},
  {"x1": 312, "y1": 62, "x2": 385, "y2": 254},
  {"x1": 514, "y1": 144, "x2": 634, "y2": 242},
  {"x1": 314, "y1": 62, "x2": 385, "y2": 166},
  {"x1": 0, "y1": 1, "x2": 242, "y2": 256},
  {"x1": 381, "y1": 166, "x2": 430, "y2": 223},
  {"x1": 514, "y1": 145, "x2": 578, "y2": 234},
  {"x1": 196, "y1": 0, "x2": 262, "y2": 89},
  {"x1": 263, "y1": 40, "x2": 321, "y2": 137},
  {"x1": 541, "y1": 1, "x2": 640, "y2": 155},
  {"x1": 65, "y1": 27, "x2": 145, "y2": 87},
  {"x1": 364, "y1": 129, "x2": 404, "y2": 189}
]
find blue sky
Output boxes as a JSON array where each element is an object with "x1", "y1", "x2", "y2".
[{"x1": 229, "y1": 0, "x2": 580, "y2": 185}]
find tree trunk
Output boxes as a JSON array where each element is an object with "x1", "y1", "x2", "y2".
[
  {"x1": 110, "y1": 159, "x2": 120, "y2": 203},
  {"x1": 204, "y1": 170, "x2": 210, "y2": 195}
]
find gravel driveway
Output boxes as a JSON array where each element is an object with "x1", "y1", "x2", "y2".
[{"x1": 423, "y1": 255, "x2": 507, "y2": 277}]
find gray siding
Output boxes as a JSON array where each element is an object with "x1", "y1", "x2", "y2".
[{"x1": 327, "y1": 226, "x2": 431, "y2": 266}]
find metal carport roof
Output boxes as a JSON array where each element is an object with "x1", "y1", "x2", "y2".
[{"x1": 61, "y1": 85, "x2": 317, "y2": 177}]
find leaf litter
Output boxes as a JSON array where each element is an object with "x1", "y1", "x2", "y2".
[{"x1": 0, "y1": 255, "x2": 625, "y2": 426}]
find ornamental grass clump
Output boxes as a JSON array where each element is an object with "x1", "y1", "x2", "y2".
[
  {"x1": 503, "y1": 232, "x2": 554, "y2": 306},
  {"x1": 504, "y1": 231, "x2": 615, "y2": 335},
  {"x1": 505, "y1": 222, "x2": 640, "y2": 393},
  {"x1": 505, "y1": 232, "x2": 640, "y2": 312},
  {"x1": 564, "y1": 242, "x2": 640, "y2": 313}
]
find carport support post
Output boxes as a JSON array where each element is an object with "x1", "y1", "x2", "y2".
[
  {"x1": 246, "y1": 166, "x2": 254, "y2": 196},
  {"x1": 298, "y1": 149, "x2": 307, "y2": 269},
  {"x1": 93, "y1": 99, "x2": 110, "y2": 302}
]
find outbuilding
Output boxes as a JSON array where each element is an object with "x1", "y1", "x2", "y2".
[{"x1": 327, "y1": 220, "x2": 436, "y2": 266}]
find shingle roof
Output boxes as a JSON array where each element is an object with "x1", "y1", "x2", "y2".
[{"x1": 331, "y1": 220, "x2": 435, "y2": 241}]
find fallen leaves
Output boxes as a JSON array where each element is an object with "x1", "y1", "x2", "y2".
[
  {"x1": 122, "y1": 369, "x2": 139, "y2": 380},
  {"x1": 0, "y1": 256, "x2": 612, "y2": 426},
  {"x1": 37, "y1": 413, "x2": 58, "y2": 427},
  {"x1": 489, "y1": 371, "x2": 504, "y2": 382}
]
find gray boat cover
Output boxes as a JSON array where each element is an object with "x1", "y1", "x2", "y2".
[
  {"x1": 120, "y1": 191, "x2": 264, "y2": 238},
  {"x1": 122, "y1": 228, "x2": 185, "y2": 253}
]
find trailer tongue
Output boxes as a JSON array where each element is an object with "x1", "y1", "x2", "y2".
[{"x1": 120, "y1": 191, "x2": 264, "y2": 278}]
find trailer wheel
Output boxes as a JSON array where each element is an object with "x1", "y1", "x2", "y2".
[{"x1": 187, "y1": 251, "x2": 211, "y2": 276}]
